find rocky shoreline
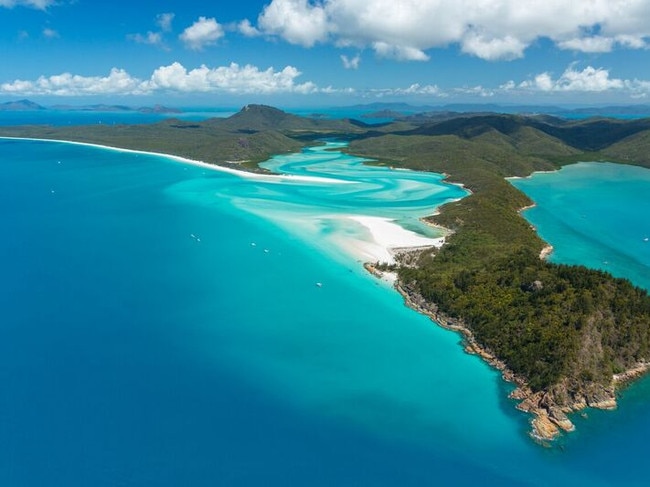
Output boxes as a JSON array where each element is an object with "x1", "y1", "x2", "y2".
[{"x1": 366, "y1": 262, "x2": 648, "y2": 442}]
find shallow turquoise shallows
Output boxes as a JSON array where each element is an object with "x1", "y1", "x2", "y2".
[
  {"x1": 510, "y1": 162, "x2": 650, "y2": 291},
  {"x1": 1, "y1": 136, "x2": 650, "y2": 487}
]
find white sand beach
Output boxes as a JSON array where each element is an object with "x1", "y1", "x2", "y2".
[
  {"x1": 2, "y1": 136, "x2": 446, "y2": 269},
  {"x1": 0, "y1": 137, "x2": 349, "y2": 185},
  {"x1": 332, "y1": 215, "x2": 446, "y2": 265}
]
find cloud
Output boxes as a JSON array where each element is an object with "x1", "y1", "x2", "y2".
[
  {"x1": 180, "y1": 16, "x2": 224, "y2": 50},
  {"x1": 156, "y1": 12, "x2": 174, "y2": 32},
  {"x1": 453, "y1": 85, "x2": 495, "y2": 97},
  {"x1": 557, "y1": 36, "x2": 615, "y2": 53},
  {"x1": 258, "y1": 0, "x2": 328, "y2": 47},
  {"x1": 250, "y1": 0, "x2": 650, "y2": 61},
  {"x1": 340, "y1": 54, "x2": 360, "y2": 69},
  {"x1": 372, "y1": 42, "x2": 429, "y2": 61},
  {"x1": 518, "y1": 65, "x2": 625, "y2": 92},
  {"x1": 616, "y1": 35, "x2": 648, "y2": 49},
  {"x1": 129, "y1": 31, "x2": 163, "y2": 46},
  {"x1": 369, "y1": 83, "x2": 444, "y2": 97},
  {"x1": 460, "y1": 33, "x2": 526, "y2": 61},
  {"x1": 0, "y1": 0, "x2": 54, "y2": 8},
  {"x1": 5, "y1": 62, "x2": 650, "y2": 101},
  {"x1": 148, "y1": 62, "x2": 317, "y2": 94},
  {"x1": 368, "y1": 65, "x2": 650, "y2": 99},
  {"x1": 42, "y1": 27, "x2": 59, "y2": 39},
  {"x1": 129, "y1": 13, "x2": 174, "y2": 48},
  {"x1": 238, "y1": 19, "x2": 261, "y2": 37},
  {"x1": 0, "y1": 68, "x2": 149, "y2": 96},
  {"x1": 0, "y1": 63, "x2": 320, "y2": 96},
  {"x1": 498, "y1": 64, "x2": 650, "y2": 99}
]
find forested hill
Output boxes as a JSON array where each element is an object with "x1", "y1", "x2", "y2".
[
  {"x1": 348, "y1": 111, "x2": 650, "y2": 439},
  {"x1": 0, "y1": 104, "x2": 368, "y2": 171},
  {"x1": 396, "y1": 112, "x2": 650, "y2": 156}
]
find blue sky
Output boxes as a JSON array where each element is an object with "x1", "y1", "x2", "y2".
[{"x1": 2, "y1": 0, "x2": 650, "y2": 106}]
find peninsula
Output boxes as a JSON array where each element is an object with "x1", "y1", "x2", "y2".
[{"x1": 2, "y1": 104, "x2": 649, "y2": 442}]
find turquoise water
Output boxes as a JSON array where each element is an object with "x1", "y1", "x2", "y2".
[
  {"x1": 510, "y1": 162, "x2": 650, "y2": 291},
  {"x1": 1, "y1": 137, "x2": 650, "y2": 486}
]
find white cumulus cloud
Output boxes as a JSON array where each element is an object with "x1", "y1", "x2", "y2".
[
  {"x1": 238, "y1": 19, "x2": 261, "y2": 37},
  {"x1": 519, "y1": 65, "x2": 625, "y2": 92},
  {"x1": 0, "y1": 68, "x2": 149, "y2": 96},
  {"x1": 460, "y1": 33, "x2": 526, "y2": 61},
  {"x1": 148, "y1": 62, "x2": 317, "y2": 94},
  {"x1": 0, "y1": 63, "x2": 320, "y2": 96},
  {"x1": 369, "y1": 83, "x2": 444, "y2": 97},
  {"x1": 258, "y1": 0, "x2": 329, "y2": 47},
  {"x1": 180, "y1": 16, "x2": 224, "y2": 50},
  {"x1": 372, "y1": 42, "x2": 429, "y2": 61},
  {"x1": 557, "y1": 36, "x2": 615, "y2": 53},
  {"x1": 249, "y1": 0, "x2": 650, "y2": 61}
]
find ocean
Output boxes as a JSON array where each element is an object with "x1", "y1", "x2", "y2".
[
  {"x1": 510, "y1": 162, "x2": 650, "y2": 291},
  {"x1": 1, "y1": 111, "x2": 650, "y2": 486}
]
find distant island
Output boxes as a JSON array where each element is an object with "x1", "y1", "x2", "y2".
[
  {"x1": 0, "y1": 99, "x2": 181, "y2": 114},
  {"x1": 0, "y1": 99, "x2": 46, "y2": 111},
  {"x1": 349, "y1": 101, "x2": 650, "y2": 118},
  {"x1": 1, "y1": 104, "x2": 649, "y2": 442}
]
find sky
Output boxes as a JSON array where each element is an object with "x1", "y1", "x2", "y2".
[{"x1": 2, "y1": 0, "x2": 650, "y2": 107}]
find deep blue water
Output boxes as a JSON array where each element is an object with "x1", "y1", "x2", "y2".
[{"x1": 1, "y1": 114, "x2": 650, "y2": 486}]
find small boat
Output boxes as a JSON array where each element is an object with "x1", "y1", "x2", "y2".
[{"x1": 315, "y1": 282, "x2": 323, "y2": 288}]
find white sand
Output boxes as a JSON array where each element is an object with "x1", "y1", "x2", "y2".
[
  {"x1": 334, "y1": 215, "x2": 446, "y2": 264},
  {"x1": 3, "y1": 136, "x2": 447, "y2": 267}
]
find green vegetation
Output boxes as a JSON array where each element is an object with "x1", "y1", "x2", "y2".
[
  {"x1": 2, "y1": 106, "x2": 650, "y2": 401},
  {"x1": 0, "y1": 104, "x2": 367, "y2": 171},
  {"x1": 348, "y1": 113, "x2": 650, "y2": 394},
  {"x1": 401, "y1": 250, "x2": 650, "y2": 391}
]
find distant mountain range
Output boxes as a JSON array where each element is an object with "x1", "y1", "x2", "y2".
[
  {"x1": 349, "y1": 102, "x2": 650, "y2": 117},
  {"x1": 4, "y1": 99, "x2": 650, "y2": 119},
  {"x1": 0, "y1": 99, "x2": 181, "y2": 114}
]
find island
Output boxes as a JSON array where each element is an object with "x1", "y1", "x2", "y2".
[
  {"x1": 0, "y1": 99, "x2": 180, "y2": 114},
  {"x1": 1, "y1": 104, "x2": 649, "y2": 442}
]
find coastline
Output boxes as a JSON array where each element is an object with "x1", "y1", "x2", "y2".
[
  {"x1": 9, "y1": 134, "x2": 646, "y2": 444},
  {"x1": 345, "y1": 215, "x2": 446, "y2": 265},
  {"x1": 0, "y1": 136, "x2": 455, "y2": 267},
  {"x1": 0, "y1": 136, "x2": 348, "y2": 185},
  {"x1": 364, "y1": 242, "x2": 649, "y2": 443},
  {"x1": 388, "y1": 267, "x2": 625, "y2": 442},
  {"x1": 360, "y1": 187, "x2": 646, "y2": 443},
  {"x1": 516, "y1": 202, "x2": 554, "y2": 260}
]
